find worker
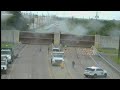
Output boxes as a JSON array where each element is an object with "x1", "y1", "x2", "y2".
[
  {"x1": 72, "y1": 61, "x2": 75, "y2": 68},
  {"x1": 64, "y1": 45, "x2": 67, "y2": 50}
]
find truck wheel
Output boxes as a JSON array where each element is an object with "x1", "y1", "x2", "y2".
[{"x1": 9, "y1": 61, "x2": 11, "y2": 64}]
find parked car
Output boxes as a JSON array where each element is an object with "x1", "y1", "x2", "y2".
[{"x1": 84, "y1": 66, "x2": 107, "y2": 78}]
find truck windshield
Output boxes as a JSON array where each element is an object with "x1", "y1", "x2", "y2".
[
  {"x1": 54, "y1": 54, "x2": 63, "y2": 58},
  {"x1": 53, "y1": 49, "x2": 60, "y2": 52},
  {"x1": 1, "y1": 51, "x2": 11, "y2": 54}
]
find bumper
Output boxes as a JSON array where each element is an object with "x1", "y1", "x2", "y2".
[{"x1": 84, "y1": 73, "x2": 94, "y2": 77}]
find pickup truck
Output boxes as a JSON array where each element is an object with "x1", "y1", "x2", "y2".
[
  {"x1": 1, "y1": 48, "x2": 14, "y2": 64},
  {"x1": 51, "y1": 52, "x2": 64, "y2": 66},
  {"x1": 1, "y1": 56, "x2": 8, "y2": 74}
]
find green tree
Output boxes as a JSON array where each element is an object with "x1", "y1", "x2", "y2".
[{"x1": 2, "y1": 11, "x2": 29, "y2": 31}]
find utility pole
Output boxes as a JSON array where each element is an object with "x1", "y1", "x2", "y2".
[
  {"x1": 95, "y1": 11, "x2": 99, "y2": 20},
  {"x1": 33, "y1": 13, "x2": 34, "y2": 29},
  {"x1": 118, "y1": 35, "x2": 120, "y2": 61}
]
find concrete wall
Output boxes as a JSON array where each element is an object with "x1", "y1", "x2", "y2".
[
  {"x1": 54, "y1": 32, "x2": 60, "y2": 47},
  {"x1": 1, "y1": 30, "x2": 20, "y2": 43},
  {"x1": 60, "y1": 34, "x2": 95, "y2": 47},
  {"x1": 95, "y1": 35, "x2": 119, "y2": 49},
  {"x1": 19, "y1": 31, "x2": 54, "y2": 44}
]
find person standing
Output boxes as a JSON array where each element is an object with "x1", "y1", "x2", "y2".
[{"x1": 72, "y1": 61, "x2": 75, "y2": 68}]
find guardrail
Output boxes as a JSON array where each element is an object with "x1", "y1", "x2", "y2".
[
  {"x1": 92, "y1": 46, "x2": 120, "y2": 75},
  {"x1": 13, "y1": 42, "x2": 26, "y2": 57}
]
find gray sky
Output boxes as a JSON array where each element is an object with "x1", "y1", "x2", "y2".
[{"x1": 21, "y1": 11, "x2": 120, "y2": 20}]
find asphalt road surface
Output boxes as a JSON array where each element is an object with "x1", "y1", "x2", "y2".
[
  {"x1": 1, "y1": 45, "x2": 120, "y2": 79},
  {"x1": 1, "y1": 45, "x2": 51, "y2": 79}
]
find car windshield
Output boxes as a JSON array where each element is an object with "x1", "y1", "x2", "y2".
[
  {"x1": 85, "y1": 68, "x2": 95, "y2": 71},
  {"x1": 1, "y1": 51, "x2": 11, "y2": 54}
]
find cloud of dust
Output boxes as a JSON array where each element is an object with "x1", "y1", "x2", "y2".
[
  {"x1": 87, "y1": 20, "x2": 104, "y2": 31},
  {"x1": 70, "y1": 25, "x2": 88, "y2": 36},
  {"x1": 109, "y1": 29, "x2": 120, "y2": 36}
]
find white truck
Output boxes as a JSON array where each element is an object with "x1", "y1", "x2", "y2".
[
  {"x1": 52, "y1": 48, "x2": 61, "y2": 52},
  {"x1": 1, "y1": 48, "x2": 14, "y2": 64},
  {"x1": 51, "y1": 52, "x2": 64, "y2": 66},
  {"x1": 1, "y1": 56, "x2": 8, "y2": 74}
]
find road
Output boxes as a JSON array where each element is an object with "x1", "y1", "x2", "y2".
[
  {"x1": 64, "y1": 47, "x2": 120, "y2": 79},
  {"x1": 1, "y1": 45, "x2": 120, "y2": 79},
  {"x1": 1, "y1": 45, "x2": 51, "y2": 79}
]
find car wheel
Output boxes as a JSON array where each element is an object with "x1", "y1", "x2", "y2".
[
  {"x1": 94, "y1": 74, "x2": 97, "y2": 78},
  {"x1": 84, "y1": 75, "x2": 88, "y2": 77},
  {"x1": 104, "y1": 73, "x2": 107, "y2": 77}
]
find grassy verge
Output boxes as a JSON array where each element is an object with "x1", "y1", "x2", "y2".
[
  {"x1": 98, "y1": 48, "x2": 118, "y2": 54},
  {"x1": 108, "y1": 55, "x2": 120, "y2": 65},
  {"x1": 97, "y1": 48, "x2": 120, "y2": 65},
  {"x1": 1, "y1": 43, "x2": 14, "y2": 48}
]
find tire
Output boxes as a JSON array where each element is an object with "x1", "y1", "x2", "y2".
[
  {"x1": 9, "y1": 61, "x2": 12, "y2": 64},
  {"x1": 104, "y1": 73, "x2": 107, "y2": 77},
  {"x1": 94, "y1": 74, "x2": 97, "y2": 78}
]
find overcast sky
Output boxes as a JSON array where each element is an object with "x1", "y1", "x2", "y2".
[{"x1": 21, "y1": 11, "x2": 120, "y2": 20}]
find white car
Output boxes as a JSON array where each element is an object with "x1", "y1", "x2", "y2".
[{"x1": 84, "y1": 66, "x2": 107, "y2": 78}]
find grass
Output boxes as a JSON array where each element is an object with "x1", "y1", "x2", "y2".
[
  {"x1": 98, "y1": 48, "x2": 118, "y2": 54},
  {"x1": 97, "y1": 48, "x2": 120, "y2": 65},
  {"x1": 1, "y1": 43, "x2": 14, "y2": 48},
  {"x1": 109, "y1": 55, "x2": 120, "y2": 65}
]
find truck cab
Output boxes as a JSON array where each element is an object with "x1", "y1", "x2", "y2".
[
  {"x1": 52, "y1": 48, "x2": 60, "y2": 52},
  {"x1": 51, "y1": 52, "x2": 64, "y2": 66},
  {"x1": 1, "y1": 48, "x2": 14, "y2": 64},
  {"x1": 1, "y1": 56, "x2": 8, "y2": 74}
]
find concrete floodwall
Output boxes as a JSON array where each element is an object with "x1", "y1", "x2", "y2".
[
  {"x1": 60, "y1": 34, "x2": 95, "y2": 47},
  {"x1": 95, "y1": 35, "x2": 119, "y2": 49},
  {"x1": 1, "y1": 30, "x2": 20, "y2": 43},
  {"x1": 19, "y1": 31, "x2": 54, "y2": 44}
]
